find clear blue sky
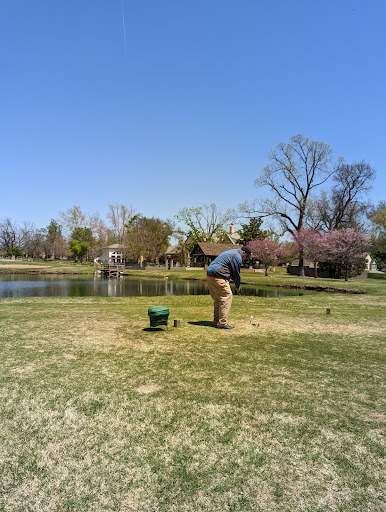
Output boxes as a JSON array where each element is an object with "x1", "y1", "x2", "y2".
[{"x1": 1, "y1": 0, "x2": 385, "y2": 231}]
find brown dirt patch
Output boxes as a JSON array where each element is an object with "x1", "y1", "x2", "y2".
[{"x1": 134, "y1": 384, "x2": 162, "y2": 394}]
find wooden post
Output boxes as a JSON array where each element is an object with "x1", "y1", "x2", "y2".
[
  {"x1": 174, "y1": 319, "x2": 181, "y2": 327},
  {"x1": 326, "y1": 308, "x2": 331, "y2": 314}
]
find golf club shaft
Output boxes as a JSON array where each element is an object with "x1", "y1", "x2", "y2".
[{"x1": 236, "y1": 289, "x2": 257, "y2": 326}]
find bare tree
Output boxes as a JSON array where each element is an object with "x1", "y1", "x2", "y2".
[
  {"x1": 175, "y1": 203, "x2": 236, "y2": 245},
  {"x1": 0, "y1": 218, "x2": 35, "y2": 254},
  {"x1": 240, "y1": 134, "x2": 338, "y2": 276},
  {"x1": 25, "y1": 229, "x2": 47, "y2": 259},
  {"x1": 19, "y1": 221, "x2": 35, "y2": 251},
  {"x1": 175, "y1": 203, "x2": 236, "y2": 265},
  {"x1": 0, "y1": 218, "x2": 18, "y2": 252},
  {"x1": 107, "y1": 204, "x2": 136, "y2": 244},
  {"x1": 92, "y1": 217, "x2": 112, "y2": 258},
  {"x1": 142, "y1": 217, "x2": 174, "y2": 265},
  {"x1": 59, "y1": 206, "x2": 107, "y2": 259},
  {"x1": 312, "y1": 161, "x2": 375, "y2": 231},
  {"x1": 59, "y1": 206, "x2": 88, "y2": 237},
  {"x1": 52, "y1": 235, "x2": 68, "y2": 260},
  {"x1": 124, "y1": 216, "x2": 146, "y2": 264}
]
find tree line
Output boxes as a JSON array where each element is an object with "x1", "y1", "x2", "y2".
[
  {"x1": 1, "y1": 134, "x2": 385, "y2": 273},
  {"x1": 0, "y1": 204, "x2": 175, "y2": 265},
  {"x1": 248, "y1": 228, "x2": 372, "y2": 281}
]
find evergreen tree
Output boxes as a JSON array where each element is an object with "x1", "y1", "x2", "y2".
[{"x1": 239, "y1": 218, "x2": 272, "y2": 244}]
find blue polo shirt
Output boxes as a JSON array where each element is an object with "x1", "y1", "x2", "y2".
[{"x1": 206, "y1": 249, "x2": 242, "y2": 288}]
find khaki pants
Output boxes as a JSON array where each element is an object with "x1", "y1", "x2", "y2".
[{"x1": 207, "y1": 276, "x2": 233, "y2": 327}]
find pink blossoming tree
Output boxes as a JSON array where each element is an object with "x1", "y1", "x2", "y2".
[
  {"x1": 322, "y1": 228, "x2": 371, "y2": 281},
  {"x1": 249, "y1": 239, "x2": 283, "y2": 276},
  {"x1": 293, "y1": 229, "x2": 327, "y2": 278}
]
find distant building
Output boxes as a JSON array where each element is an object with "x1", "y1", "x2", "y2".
[
  {"x1": 166, "y1": 224, "x2": 241, "y2": 268},
  {"x1": 185, "y1": 223, "x2": 241, "y2": 246},
  {"x1": 96, "y1": 244, "x2": 125, "y2": 265},
  {"x1": 287, "y1": 260, "x2": 331, "y2": 278},
  {"x1": 221, "y1": 223, "x2": 241, "y2": 244},
  {"x1": 165, "y1": 244, "x2": 180, "y2": 261},
  {"x1": 288, "y1": 253, "x2": 377, "y2": 279},
  {"x1": 164, "y1": 244, "x2": 181, "y2": 268},
  {"x1": 365, "y1": 254, "x2": 377, "y2": 271},
  {"x1": 189, "y1": 242, "x2": 244, "y2": 267}
]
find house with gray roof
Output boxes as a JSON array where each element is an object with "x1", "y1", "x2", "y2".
[{"x1": 189, "y1": 242, "x2": 244, "y2": 267}]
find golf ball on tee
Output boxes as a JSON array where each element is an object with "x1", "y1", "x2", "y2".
[{"x1": 250, "y1": 316, "x2": 253, "y2": 319}]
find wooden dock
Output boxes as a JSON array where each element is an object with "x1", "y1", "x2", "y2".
[{"x1": 96, "y1": 264, "x2": 125, "y2": 277}]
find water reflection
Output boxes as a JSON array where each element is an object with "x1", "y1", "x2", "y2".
[{"x1": 0, "y1": 274, "x2": 310, "y2": 299}]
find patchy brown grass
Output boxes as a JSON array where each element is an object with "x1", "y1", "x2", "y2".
[{"x1": 0, "y1": 289, "x2": 385, "y2": 511}]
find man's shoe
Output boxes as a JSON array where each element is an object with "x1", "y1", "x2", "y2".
[{"x1": 217, "y1": 324, "x2": 235, "y2": 329}]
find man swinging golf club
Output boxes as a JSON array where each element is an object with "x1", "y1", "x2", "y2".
[{"x1": 206, "y1": 246, "x2": 252, "y2": 329}]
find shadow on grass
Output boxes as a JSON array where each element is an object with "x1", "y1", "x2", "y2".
[
  {"x1": 188, "y1": 321, "x2": 214, "y2": 327},
  {"x1": 142, "y1": 327, "x2": 168, "y2": 332}
]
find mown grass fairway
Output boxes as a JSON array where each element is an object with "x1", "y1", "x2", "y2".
[{"x1": 0, "y1": 276, "x2": 385, "y2": 511}]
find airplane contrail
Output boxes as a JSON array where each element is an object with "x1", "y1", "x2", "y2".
[{"x1": 121, "y1": 0, "x2": 127, "y2": 56}]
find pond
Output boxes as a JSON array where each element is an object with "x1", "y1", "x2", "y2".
[{"x1": 0, "y1": 274, "x2": 312, "y2": 299}]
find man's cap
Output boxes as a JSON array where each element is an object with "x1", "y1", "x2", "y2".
[{"x1": 241, "y1": 246, "x2": 252, "y2": 256}]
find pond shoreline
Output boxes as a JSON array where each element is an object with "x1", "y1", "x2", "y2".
[
  {"x1": 130, "y1": 273, "x2": 367, "y2": 295},
  {"x1": 0, "y1": 269, "x2": 366, "y2": 294},
  {"x1": 242, "y1": 280, "x2": 366, "y2": 294}
]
